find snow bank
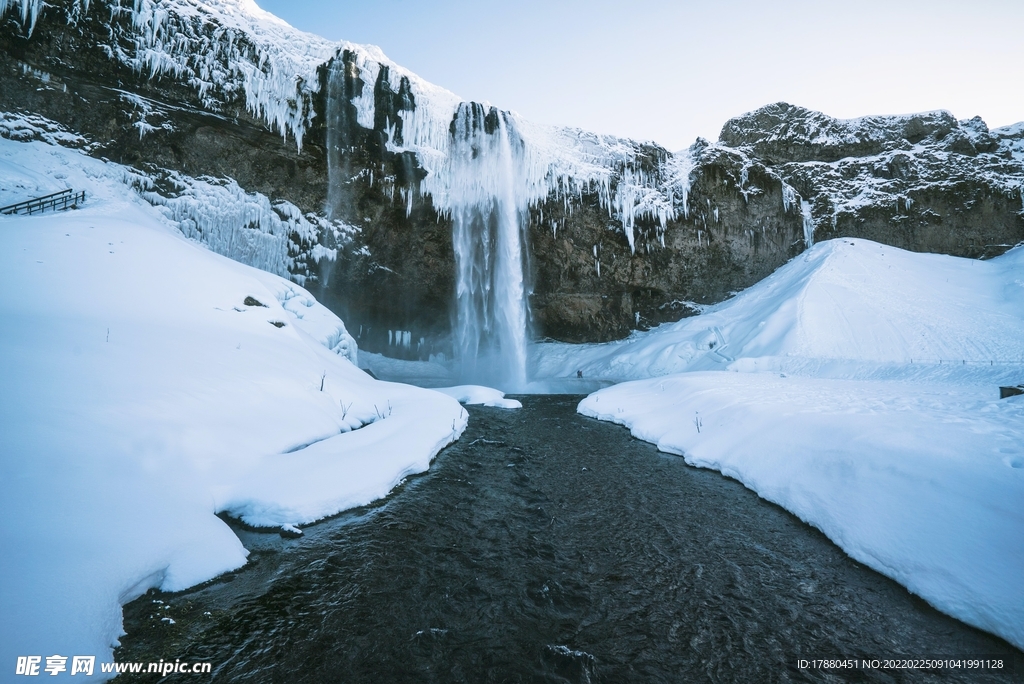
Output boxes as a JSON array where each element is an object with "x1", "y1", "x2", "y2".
[
  {"x1": 536, "y1": 239, "x2": 1024, "y2": 382},
  {"x1": 433, "y1": 385, "x2": 522, "y2": 409},
  {"x1": 0, "y1": 138, "x2": 465, "y2": 678},
  {"x1": 579, "y1": 374, "x2": 1024, "y2": 649},
  {"x1": 569, "y1": 238, "x2": 1024, "y2": 650}
]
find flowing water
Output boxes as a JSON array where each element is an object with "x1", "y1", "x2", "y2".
[
  {"x1": 117, "y1": 396, "x2": 1021, "y2": 683},
  {"x1": 448, "y1": 103, "x2": 530, "y2": 391}
]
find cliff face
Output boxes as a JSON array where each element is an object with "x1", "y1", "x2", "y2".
[{"x1": 3, "y1": 0, "x2": 1022, "y2": 356}]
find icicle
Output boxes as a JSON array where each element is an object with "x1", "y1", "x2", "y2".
[
  {"x1": 782, "y1": 183, "x2": 797, "y2": 213},
  {"x1": 739, "y1": 166, "x2": 750, "y2": 203},
  {"x1": 801, "y1": 198, "x2": 815, "y2": 248}
]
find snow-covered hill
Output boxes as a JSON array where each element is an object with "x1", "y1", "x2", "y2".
[
  {"x1": 0, "y1": 134, "x2": 467, "y2": 678},
  {"x1": 536, "y1": 238, "x2": 1024, "y2": 380}
]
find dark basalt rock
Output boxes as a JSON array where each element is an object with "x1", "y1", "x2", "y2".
[{"x1": 719, "y1": 102, "x2": 968, "y2": 162}]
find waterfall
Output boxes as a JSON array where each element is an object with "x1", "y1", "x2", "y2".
[
  {"x1": 447, "y1": 103, "x2": 530, "y2": 391},
  {"x1": 324, "y1": 64, "x2": 531, "y2": 390},
  {"x1": 320, "y1": 51, "x2": 695, "y2": 391}
]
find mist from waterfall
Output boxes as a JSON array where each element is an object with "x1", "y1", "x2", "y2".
[{"x1": 447, "y1": 103, "x2": 530, "y2": 391}]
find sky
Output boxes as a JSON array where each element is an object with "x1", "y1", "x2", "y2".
[{"x1": 254, "y1": 0, "x2": 1024, "y2": 151}]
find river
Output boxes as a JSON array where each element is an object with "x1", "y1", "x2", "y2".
[{"x1": 116, "y1": 396, "x2": 1021, "y2": 683}]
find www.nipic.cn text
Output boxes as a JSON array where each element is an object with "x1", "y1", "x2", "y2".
[{"x1": 15, "y1": 655, "x2": 212, "y2": 676}]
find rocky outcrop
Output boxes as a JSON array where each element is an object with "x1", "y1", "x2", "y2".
[
  {"x1": 2, "y1": 0, "x2": 1022, "y2": 356},
  {"x1": 720, "y1": 103, "x2": 1024, "y2": 259}
]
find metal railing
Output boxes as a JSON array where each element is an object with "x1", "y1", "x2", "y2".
[{"x1": 1, "y1": 189, "x2": 86, "y2": 216}]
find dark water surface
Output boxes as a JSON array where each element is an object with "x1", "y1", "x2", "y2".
[{"x1": 118, "y1": 396, "x2": 1022, "y2": 683}]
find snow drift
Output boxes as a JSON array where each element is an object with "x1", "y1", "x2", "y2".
[{"x1": 536, "y1": 238, "x2": 1024, "y2": 381}]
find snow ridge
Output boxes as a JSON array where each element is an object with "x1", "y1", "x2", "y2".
[{"x1": 535, "y1": 239, "x2": 1024, "y2": 381}]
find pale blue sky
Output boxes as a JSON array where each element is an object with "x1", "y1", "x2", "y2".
[{"x1": 256, "y1": 0, "x2": 1024, "y2": 151}]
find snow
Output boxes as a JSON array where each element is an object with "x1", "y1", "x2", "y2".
[
  {"x1": 723, "y1": 103, "x2": 958, "y2": 158},
  {"x1": 0, "y1": 136, "x2": 465, "y2": 679},
  {"x1": 0, "y1": 111, "x2": 94, "y2": 153},
  {"x1": 994, "y1": 121, "x2": 1024, "y2": 166},
  {"x1": 579, "y1": 373, "x2": 1024, "y2": 650},
  {"x1": 559, "y1": 238, "x2": 1024, "y2": 650},
  {"x1": 358, "y1": 350, "x2": 455, "y2": 387},
  {"x1": 1, "y1": 109, "x2": 352, "y2": 284},
  {"x1": 534, "y1": 239, "x2": 1024, "y2": 381},
  {"x1": 133, "y1": 169, "x2": 353, "y2": 281},
  {"x1": 433, "y1": 385, "x2": 522, "y2": 409}
]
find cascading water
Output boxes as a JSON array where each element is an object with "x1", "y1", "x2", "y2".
[{"x1": 446, "y1": 103, "x2": 530, "y2": 391}]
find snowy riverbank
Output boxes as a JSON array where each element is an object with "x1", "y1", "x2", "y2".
[
  {"x1": 0, "y1": 137, "x2": 466, "y2": 678},
  {"x1": 566, "y1": 239, "x2": 1024, "y2": 650}
]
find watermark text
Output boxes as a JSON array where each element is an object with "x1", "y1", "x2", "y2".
[{"x1": 16, "y1": 656, "x2": 211, "y2": 676}]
